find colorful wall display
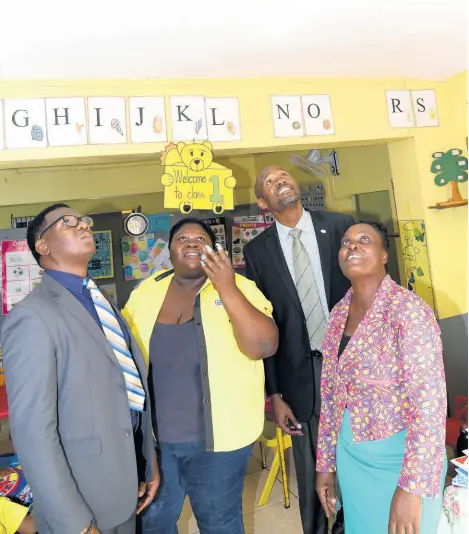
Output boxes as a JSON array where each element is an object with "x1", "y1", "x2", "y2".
[
  {"x1": 202, "y1": 217, "x2": 227, "y2": 250},
  {"x1": 160, "y1": 141, "x2": 235, "y2": 214},
  {"x1": 88, "y1": 231, "x2": 114, "y2": 279},
  {"x1": 232, "y1": 216, "x2": 267, "y2": 269},
  {"x1": 1, "y1": 240, "x2": 43, "y2": 315},
  {"x1": 0, "y1": 87, "x2": 441, "y2": 152},
  {"x1": 398, "y1": 220, "x2": 435, "y2": 309},
  {"x1": 122, "y1": 233, "x2": 171, "y2": 281},
  {"x1": 0, "y1": 95, "x2": 242, "y2": 150}
]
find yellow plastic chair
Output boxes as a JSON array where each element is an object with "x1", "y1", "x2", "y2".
[{"x1": 256, "y1": 417, "x2": 292, "y2": 508}]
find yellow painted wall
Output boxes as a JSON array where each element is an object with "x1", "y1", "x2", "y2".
[
  {"x1": 0, "y1": 144, "x2": 398, "y2": 226},
  {"x1": 0, "y1": 77, "x2": 414, "y2": 168},
  {"x1": 388, "y1": 72, "x2": 468, "y2": 319},
  {"x1": 0, "y1": 73, "x2": 466, "y2": 321}
]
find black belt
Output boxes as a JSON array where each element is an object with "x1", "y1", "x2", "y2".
[{"x1": 310, "y1": 349, "x2": 322, "y2": 359}]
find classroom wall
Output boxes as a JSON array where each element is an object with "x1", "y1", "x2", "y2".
[
  {"x1": 0, "y1": 73, "x2": 467, "y2": 407},
  {"x1": 387, "y1": 72, "x2": 468, "y2": 411},
  {"x1": 0, "y1": 142, "x2": 398, "y2": 226},
  {"x1": 0, "y1": 77, "x2": 416, "y2": 169}
]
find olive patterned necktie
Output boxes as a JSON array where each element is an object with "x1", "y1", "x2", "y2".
[{"x1": 290, "y1": 228, "x2": 327, "y2": 351}]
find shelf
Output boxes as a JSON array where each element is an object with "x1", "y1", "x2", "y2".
[{"x1": 428, "y1": 199, "x2": 468, "y2": 210}]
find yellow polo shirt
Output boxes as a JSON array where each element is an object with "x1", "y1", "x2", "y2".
[
  {"x1": 0, "y1": 498, "x2": 28, "y2": 534},
  {"x1": 123, "y1": 270, "x2": 272, "y2": 453}
]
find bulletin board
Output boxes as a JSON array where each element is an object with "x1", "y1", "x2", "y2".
[{"x1": 88, "y1": 230, "x2": 114, "y2": 279}]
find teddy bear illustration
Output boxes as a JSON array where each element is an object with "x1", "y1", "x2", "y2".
[{"x1": 161, "y1": 141, "x2": 236, "y2": 214}]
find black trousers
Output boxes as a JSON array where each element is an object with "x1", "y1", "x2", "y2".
[{"x1": 291, "y1": 405, "x2": 328, "y2": 534}]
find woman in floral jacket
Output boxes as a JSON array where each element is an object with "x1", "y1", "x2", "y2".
[{"x1": 316, "y1": 222, "x2": 447, "y2": 534}]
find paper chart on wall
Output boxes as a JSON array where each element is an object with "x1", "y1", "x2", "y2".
[
  {"x1": 122, "y1": 233, "x2": 172, "y2": 281},
  {"x1": 231, "y1": 216, "x2": 267, "y2": 269},
  {"x1": 398, "y1": 220, "x2": 435, "y2": 309},
  {"x1": 1, "y1": 240, "x2": 43, "y2": 315},
  {"x1": 202, "y1": 218, "x2": 227, "y2": 250}
]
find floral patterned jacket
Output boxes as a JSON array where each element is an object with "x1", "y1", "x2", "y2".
[{"x1": 316, "y1": 275, "x2": 447, "y2": 498}]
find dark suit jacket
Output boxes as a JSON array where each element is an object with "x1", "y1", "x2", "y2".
[
  {"x1": 244, "y1": 210, "x2": 354, "y2": 423},
  {"x1": 1, "y1": 274, "x2": 155, "y2": 534}
]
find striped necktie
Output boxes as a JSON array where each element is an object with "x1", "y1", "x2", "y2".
[
  {"x1": 86, "y1": 278, "x2": 145, "y2": 412},
  {"x1": 290, "y1": 228, "x2": 327, "y2": 351}
]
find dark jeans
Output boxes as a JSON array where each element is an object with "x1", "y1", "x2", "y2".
[{"x1": 141, "y1": 441, "x2": 253, "y2": 534}]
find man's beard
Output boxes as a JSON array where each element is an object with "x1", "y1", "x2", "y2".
[{"x1": 279, "y1": 192, "x2": 300, "y2": 206}]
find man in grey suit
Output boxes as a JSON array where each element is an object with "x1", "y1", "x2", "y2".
[{"x1": 1, "y1": 204, "x2": 159, "y2": 534}]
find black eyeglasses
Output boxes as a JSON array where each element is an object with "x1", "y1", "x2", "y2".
[{"x1": 39, "y1": 215, "x2": 94, "y2": 239}]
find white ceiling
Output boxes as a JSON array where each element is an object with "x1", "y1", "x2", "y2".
[{"x1": 0, "y1": 0, "x2": 467, "y2": 81}]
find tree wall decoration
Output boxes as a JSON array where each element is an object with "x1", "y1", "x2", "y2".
[{"x1": 430, "y1": 148, "x2": 468, "y2": 209}]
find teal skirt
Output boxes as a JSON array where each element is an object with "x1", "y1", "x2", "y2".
[{"x1": 337, "y1": 409, "x2": 446, "y2": 534}]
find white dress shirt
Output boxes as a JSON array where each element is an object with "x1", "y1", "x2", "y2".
[{"x1": 276, "y1": 209, "x2": 329, "y2": 320}]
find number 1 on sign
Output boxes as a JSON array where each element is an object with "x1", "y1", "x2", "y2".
[{"x1": 210, "y1": 175, "x2": 224, "y2": 203}]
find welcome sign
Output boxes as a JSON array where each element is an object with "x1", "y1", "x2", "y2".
[{"x1": 160, "y1": 141, "x2": 235, "y2": 214}]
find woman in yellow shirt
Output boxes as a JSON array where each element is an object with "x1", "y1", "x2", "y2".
[
  {"x1": 0, "y1": 498, "x2": 35, "y2": 534},
  {"x1": 123, "y1": 218, "x2": 278, "y2": 534}
]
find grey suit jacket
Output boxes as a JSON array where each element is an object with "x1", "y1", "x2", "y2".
[{"x1": 1, "y1": 274, "x2": 155, "y2": 534}]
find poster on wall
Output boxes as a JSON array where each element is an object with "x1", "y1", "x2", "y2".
[
  {"x1": 385, "y1": 90, "x2": 415, "y2": 128},
  {"x1": 129, "y1": 96, "x2": 167, "y2": 144},
  {"x1": 1, "y1": 240, "x2": 43, "y2": 315},
  {"x1": 169, "y1": 96, "x2": 208, "y2": 141},
  {"x1": 122, "y1": 233, "x2": 172, "y2": 281},
  {"x1": 205, "y1": 98, "x2": 242, "y2": 142},
  {"x1": 261, "y1": 209, "x2": 275, "y2": 228},
  {"x1": 398, "y1": 220, "x2": 435, "y2": 309},
  {"x1": 5, "y1": 99, "x2": 48, "y2": 150},
  {"x1": 231, "y1": 216, "x2": 267, "y2": 269},
  {"x1": 411, "y1": 90, "x2": 439, "y2": 128},
  {"x1": 88, "y1": 97, "x2": 127, "y2": 145},
  {"x1": 45, "y1": 97, "x2": 88, "y2": 147},
  {"x1": 160, "y1": 141, "x2": 236, "y2": 214},
  {"x1": 302, "y1": 95, "x2": 335, "y2": 136},
  {"x1": 202, "y1": 218, "x2": 227, "y2": 250},
  {"x1": 88, "y1": 231, "x2": 114, "y2": 280},
  {"x1": 271, "y1": 95, "x2": 304, "y2": 138},
  {"x1": 147, "y1": 213, "x2": 171, "y2": 233}
]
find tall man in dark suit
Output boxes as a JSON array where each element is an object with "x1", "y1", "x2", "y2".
[
  {"x1": 1, "y1": 204, "x2": 159, "y2": 534},
  {"x1": 244, "y1": 167, "x2": 354, "y2": 534}
]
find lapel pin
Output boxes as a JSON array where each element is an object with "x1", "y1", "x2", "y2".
[{"x1": 320, "y1": 229, "x2": 327, "y2": 234}]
